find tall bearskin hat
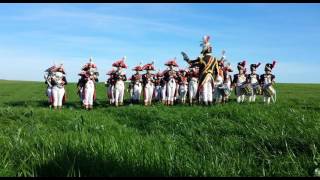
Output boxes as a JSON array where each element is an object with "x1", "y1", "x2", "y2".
[
  {"x1": 265, "y1": 61, "x2": 276, "y2": 72},
  {"x1": 142, "y1": 62, "x2": 155, "y2": 71},
  {"x1": 112, "y1": 56, "x2": 128, "y2": 68},
  {"x1": 200, "y1": 35, "x2": 212, "y2": 54},
  {"x1": 165, "y1": 58, "x2": 179, "y2": 67},
  {"x1": 250, "y1": 62, "x2": 261, "y2": 71},
  {"x1": 237, "y1": 60, "x2": 246, "y2": 71}
]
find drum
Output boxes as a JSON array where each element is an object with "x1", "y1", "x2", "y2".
[
  {"x1": 223, "y1": 87, "x2": 231, "y2": 96},
  {"x1": 242, "y1": 84, "x2": 253, "y2": 95},
  {"x1": 264, "y1": 85, "x2": 275, "y2": 97},
  {"x1": 254, "y1": 85, "x2": 262, "y2": 95}
]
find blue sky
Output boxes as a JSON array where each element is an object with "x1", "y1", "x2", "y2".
[{"x1": 0, "y1": 3, "x2": 319, "y2": 83}]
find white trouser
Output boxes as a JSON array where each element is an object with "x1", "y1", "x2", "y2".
[
  {"x1": 83, "y1": 80, "x2": 95, "y2": 106},
  {"x1": 175, "y1": 84, "x2": 180, "y2": 101},
  {"x1": 79, "y1": 87, "x2": 83, "y2": 101},
  {"x1": 154, "y1": 85, "x2": 162, "y2": 101},
  {"x1": 214, "y1": 83, "x2": 223, "y2": 102},
  {"x1": 236, "y1": 85, "x2": 245, "y2": 103},
  {"x1": 248, "y1": 83, "x2": 259, "y2": 102},
  {"x1": 132, "y1": 83, "x2": 142, "y2": 101},
  {"x1": 226, "y1": 81, "x2": 232, "y2": 98},
  {"x1": 188, "y1": 79, "x2": 198, "y2": 103},
  {"x1": 115, "y1": 80, "x2": 125, "y2": 104},
  {"x1": 166, "y1": 79, "x2": 176, "y2": 102},
  {"x1": 144, "y1": 83, "x2": 154, "y2": 103},
  {"x1": 161, "y1": 85, "x2": 167, "y2": 101},
  {"x1": 179, "y1": 84, "x2": 188, "y2": 102},
  {"x1": 47, "y1": 87, "x2": 53, "y2": 103},
  {"x1": 201, "y1": 80, "x2": 213, "y2": 103},
  {"x1": 52, "y1": 86, "x2": 65, "y2": 107},
  {"x1": 263, "y1": 84, "x2": 276, "y2": 104},
  {"x1": 107, "y1": 85, "x2": 114, "y2": 104}
]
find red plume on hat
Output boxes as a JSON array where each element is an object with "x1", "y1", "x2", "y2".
[
  {"x1": 272, "y1": 60, "x2": 276, "y2": 68},
  {"x1": 165, "y1": 58, "x2": 179, "y2": 67},
  {"x1": 256, "y1": 62, "x2": 261, "y2": 68},
  {"x1": 265, "y1": 60, "x2": 277, "y2": 71},
  {"x1": 203, "y1": 35, "x2": 210, "y2": 44},
  {"x1": 142, "y1": 62, "x2": 155, "y2": 71},
  {"x1": 250, "y1": 62, "x2": 261, "y2": 71},
  {"x1": 112, "y1": 56, "x2": 128, "y2": 68}
]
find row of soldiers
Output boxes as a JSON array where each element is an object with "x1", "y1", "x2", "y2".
[
  {"x1": 44, "y1": 35, "x2": 277, "y2": 110},
  {"x1": 104, "y1": 56, "x2": 276, "y2": 107}
]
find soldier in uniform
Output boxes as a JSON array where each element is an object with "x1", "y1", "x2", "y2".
[
  {"x1": 142, "y1": 62, "x2": 156, "y2": 106},
  {"x1": 177, "y1": 69, "x2": 189, "y2": 104},
  {"x1": 260, "y1": 61, "x2": 277, "y2": 104},
  {"x1": 105, "y1": 69, "x2": 116, "y2": 105},
  {"x1": 160, "y1": 70, "x2": 167, "y2": 104},
  {"x1": 181, "y1": 35, "x2": 219, "y2": 106},
  {"x1": 77, "y1": 58, "x2": 99, "y2": 109},
  {"x1": 154, "y1": 70, "x2": 164, "y2": 102},
  {"x1": 44, "y1": 64, "x2": 57, "y2": 108},
  {"x1": 232, "y1": 61, "x2": 247, "y2": 103},
  {"x1": 51, "y1": 64, "x2": 67, "y2": 110},
  {"x1": 112, "y1": 57, "x2": 127, "y2": 107},
  {"x1": 247, "y1": 63, "x2": 261, "y2": 102},
  {"x1": 187, "y1": 66, "x2": 199, "y2": 105},
  {"x1": 129, "y1": 64, "x2": 143, "y2": 104},
  {"x1": 221, "y1": 62, "x2": 233, "y2": 103},
  {"x1": 163, "y1": 59, "x2": 179, "y2": 106},
  {"x1": 213, "y1": 51, "x2": 227, "y2": 104}
]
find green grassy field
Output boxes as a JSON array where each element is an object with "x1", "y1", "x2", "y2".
[{"x1": 0, "y1": 80, "x2": 319, "y2": 176}]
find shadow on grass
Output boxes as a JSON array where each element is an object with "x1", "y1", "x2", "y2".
[
  {"x1": 33, "y1": 147, "x2": 173, "y2": 177},
  {"x1": 3, "y1": 100, "x2": 120, "y2": 109},
  {"x1": 4, "y1": 100, "x2": 82, "y2": 109},
  {"x1": 3, "y1": 99, "x2": 145, "y2": 109}
]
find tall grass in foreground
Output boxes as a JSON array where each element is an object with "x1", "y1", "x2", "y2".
[{"x1": 0, "y1": 80, "x2": 319, "y2": 176}]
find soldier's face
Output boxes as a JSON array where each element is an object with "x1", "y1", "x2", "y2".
[
  {"x1": 239, "y1": 69, "x2": 244, "y2": 74},
  {"x1": 266, "y1": 70, "x2": 271, "y2": 74},
  {"x1": 252, "y1": 70, "x2": 256, "y2": 74}
]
